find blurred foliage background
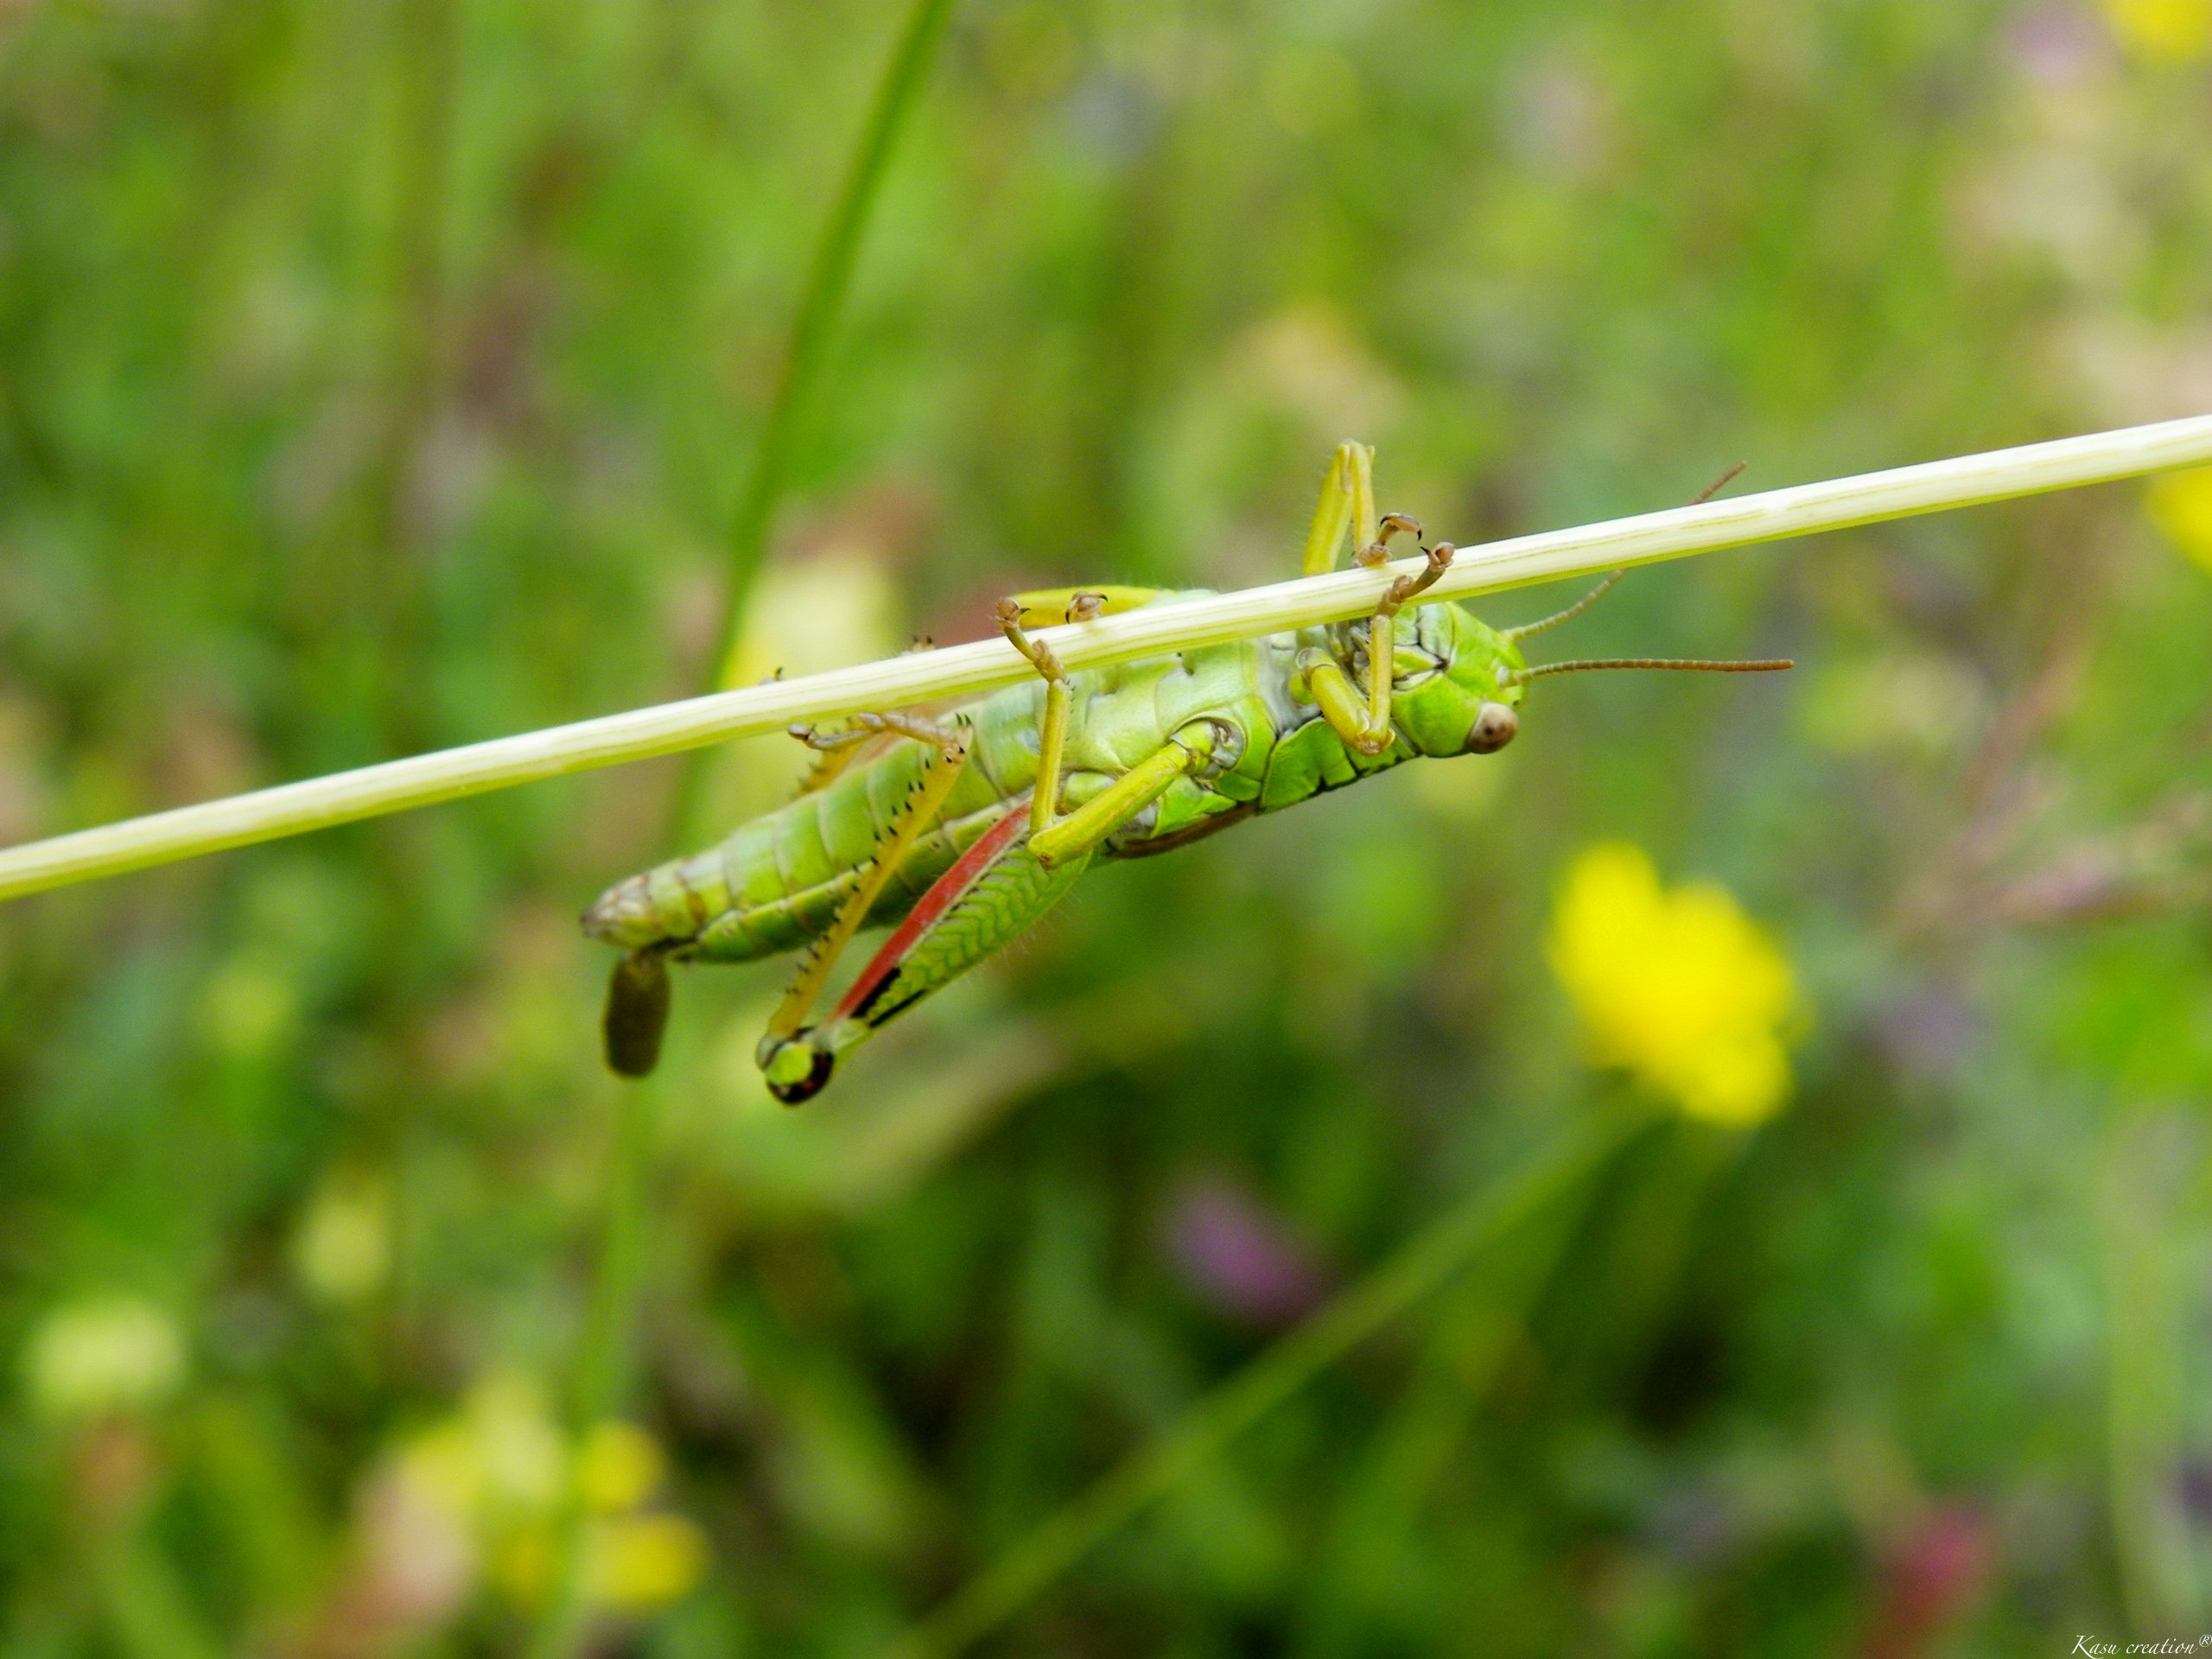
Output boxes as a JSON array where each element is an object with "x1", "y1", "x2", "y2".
[{"x1": 4, "y1": 0, "x2": 2212, "y2": 1654}]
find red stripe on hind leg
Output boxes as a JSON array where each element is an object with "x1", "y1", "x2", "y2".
[{"x1": 824, "y1": 801, "x2": 1029, "y2": 1027}]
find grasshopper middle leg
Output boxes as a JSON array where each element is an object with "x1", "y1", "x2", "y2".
[{"x1": 994, "y1": 598, "x2": 1222, "y2": 869}]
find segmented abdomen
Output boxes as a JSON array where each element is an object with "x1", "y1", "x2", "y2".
[
  {"x1": 581, "y1": 730, "x2": 1028, "y2": 963},
  {"x1": 582, "y1": 616, "x2": 1287, "y2": 963}
]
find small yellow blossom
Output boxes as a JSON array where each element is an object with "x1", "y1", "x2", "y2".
[
  {"x1": 2103, "y1": 0, "x2": 2212, "y2": 61},
  {"x1": 2146, "y1": 466, "x2": 2212, "y2": 575},
  {"x1": 1548, "y1": 842, "x2": 1800, "y2": 1127},
  {"x1": 386, "y1": 1378, "x2": 700, "y2": 1617},
  {"x1": 723, "y1": 550, "x2": 901, "y2": 695},
  {"x1": 589, "y1": 1513, "x2": 709, "y2": 1611},
  {"x1": 578, "y1": 1421, "x2": 666, "y2": 1514},
  {"x1": 721, "y1": 550, "x2": 904, "y2": 808},
  {"x1": 23, "y1": 1296, "x2": 187, "y2": 1421},
  {"x1": 397, "y1": 1373, "x2": 566, "y2": 1527},
  {"x1": 463, "y1": 1375, "x2": 568, "y2": 1516}
]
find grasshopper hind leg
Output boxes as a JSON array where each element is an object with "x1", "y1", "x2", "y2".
[
  {"x1": 753, "y1": 584, "x2": 1207, "y2": 1103},
  {"x1": 752, "y1": 720, "x2": 976, "y2": 1099},
  {"x1": 754, "y1": 716, "x2": 1098, "y2": 1106},
  {"x1": 758, "y1": 802, "x2": 1092, "y2": 1103}
]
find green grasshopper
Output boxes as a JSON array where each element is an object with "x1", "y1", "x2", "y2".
[{"x1": 584, "y1": 444, "x2": 1789, "y2": 1102}]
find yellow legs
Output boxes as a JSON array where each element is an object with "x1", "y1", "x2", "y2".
[
  {"x1": 993, "y1": 597, "x2": 1217, "y2": 869},
  {"x1": 1296, "y1": 439, "x2": 1456, "y2": 756}
]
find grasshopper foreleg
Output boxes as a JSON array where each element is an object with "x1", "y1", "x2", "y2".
[
  {"x1": 788, "y1": 710, "x2": 969, "y2": 798},
  {"x1": 790, "y1": 709, "x2": 967, "y2": 751},
  {"x1": 1291, "y1": 439, "x2": 1456, "y2": 756},
  {"x1": 1300, "y1": 441, "x2": 1424, "y2": 577}
]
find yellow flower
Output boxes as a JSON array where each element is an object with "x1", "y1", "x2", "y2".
[
  {"x1": 461, "y1": 1375, "x2": 568, "y2": 1516},
  {"x1": 723, "y1": 550, "x2": 901, "y2": 693},
  {"x1": 386, "y1": 1381, "x2": 702, "y2": 1617},
  {"x1": 396, "y1": 1372, "x2": 565, "y2": 1528},
  {"x1": 2103, "y1": 0, "x2": 2212, "y2": 60},
  {"x1": 2147, "y1": 466, "x2": 2212, "y2": 575},
  {"x1": 1548, "y1": 842, "x2": 1800, "y2": 1127},
  {"x1": 589, "y1": 1513, "x2": 709, "y2": 1611},
  {"x1": 577, "y1": 1421, "x2": 666, "y2": 1515},
  {"x1": 721, "y1": 550, "x2": 905, "y2": 808}
]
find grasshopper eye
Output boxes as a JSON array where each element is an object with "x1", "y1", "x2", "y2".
[{"x1": 1465, "y1": 702, "x2": 1518, "y2": 753}]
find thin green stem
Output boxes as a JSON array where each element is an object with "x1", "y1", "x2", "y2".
[
  {"x1": 4, "y1": 414, "x2": 2212, "y2": 902},
  {"x1": 880, "y1": 1109, "x2": 1648, "y2": 1659},
  {"x1": 523, "y1": 11, "x2": 960, "y2": 1652},
  {"x1": 2101, "y1": 1108, "x2": 2201, "y2": 1632},
  {"x1": 667, "y1": 0, "x2": 960, "y2": 844},
  {"x1": 524, "y1": 1073, "x2": 664, "y2": 1659}
]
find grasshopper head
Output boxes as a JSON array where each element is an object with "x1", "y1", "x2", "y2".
[
  {"x1": 1391, "y1": 601, "x2": 1527, "y2": 758},
  {"x1": 1394, "y1": 570, "x2": 1794, "y2": 759}
]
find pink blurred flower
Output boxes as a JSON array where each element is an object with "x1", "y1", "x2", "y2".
[
  {"x1": 1164, "y1": 1177, "x2": 1331, "y2": 1327},
  {"x1": 1859, "y1": 1503, "x2": 1992, "y2": 1659}
]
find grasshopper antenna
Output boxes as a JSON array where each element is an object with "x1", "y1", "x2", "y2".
[
  {"x1": 1501, "y1": 569, "x2": 1626, "y2": 641},
  {"x1": 1503, "y1": 461, "x2": 1749, "y2": 641},
  {"x1": 1503, "y1": 655, "x2": 1792, "y2": 683}
]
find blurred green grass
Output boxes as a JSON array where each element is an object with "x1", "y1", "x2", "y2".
[{"x1": 4, "y1": 0, "x2": 2212, "y2": 1654}]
